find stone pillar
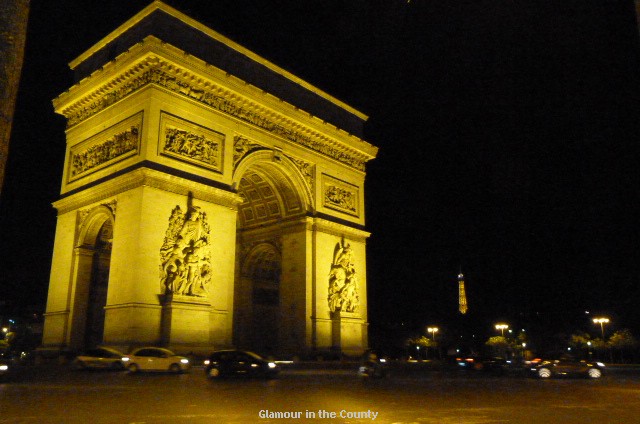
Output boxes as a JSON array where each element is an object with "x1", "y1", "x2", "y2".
[
  {"x1": 67, "y1": 247, "x2": 94, "y2": 350},
  {"x1": 331, "y1": 311, "x2": 367, "y2": 357},
  {"x1": 161, "y1": 294, "x2": 212, "y2": 352}
]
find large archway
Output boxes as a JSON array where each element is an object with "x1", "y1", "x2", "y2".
[{"x1": 233, "y1": 153, "x2": 311, "y2": 356}]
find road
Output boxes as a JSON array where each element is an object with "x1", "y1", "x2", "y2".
[{"x1": 1, "y1": 363, "x2": 639, "y2": 423}]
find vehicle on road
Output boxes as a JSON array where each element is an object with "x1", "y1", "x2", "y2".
[
  {"x1": 73, "y1": 347, "x2": 126, "y2": 370},
  {"x1": 123, "y1": 347, "x2": 190, "y2": 373},
  {"x1": 358, "y1": 350, "x2": 388, "y2": 378},
  {"x1": 204, "y1": 350, "x2": 278, "y2": 379},
  {"x1": 456, "y1": 355, "x2": 508, "y2": 372},
  {"x1": 0, "y1": 358, "x2": 11, "y2": 378},
  {"x1": 530, "y1": 356, "x2": 605, "y2": 379}
]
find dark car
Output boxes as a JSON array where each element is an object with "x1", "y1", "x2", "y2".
[
  {"x1": 530, "y1": 356, "x2": 605, "y2": 379},
  {"x1": 0, "y1": 348, "x2": 27, "y2": 380},
  {"x1": 204, "y1": 350, "x2": 278, "y2": 379},
  {"x1": 456, "y1": 355, "x2": 508, "y2": 372}
]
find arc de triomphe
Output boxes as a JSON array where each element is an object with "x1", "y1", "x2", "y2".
[{"x1": 42, "y1": 1, "x2": 377, "y2": 357}]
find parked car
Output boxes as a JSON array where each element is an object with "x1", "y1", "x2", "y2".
[
  {"x1": 204, "y1": 350, "x2": 278, "y2": 379},
  {"x1": 73, "y1": 347, "x2": 126, "y2": 370},
  {"x1": 530, "y1": 356, "x2": 605, "y2": 379},
  {"x1": 123, "y1": 347, "x2": 190, "y2": 373}
]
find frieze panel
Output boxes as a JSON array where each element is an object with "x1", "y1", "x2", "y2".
[
  {"x1": 68, "y1": 113, "x2": 142, "y2": 183},
  {"x1": 159, "y1": 113, "x2": 224, "y2": 173},
  {"x1": 64, "y1": 62, "x2": 367, "y2": 171},
  {"x1": 322, "y1": 174, "x2": 359, "y2": 217}
]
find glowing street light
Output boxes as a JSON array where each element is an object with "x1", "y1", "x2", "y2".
[
  {"x1": 495, "y1": 324, "x2": 508, "y2": 337},
  {"x1": 427, "y1": 327, "x2": 439, "y2": 341},
  {"x1": 593, "y1": 317, "x2": 610, "y2": 339}
]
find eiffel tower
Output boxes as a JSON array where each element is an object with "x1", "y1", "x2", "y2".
[{"x1": 458, "y1": 271, "x2": 468, "y2": 315}]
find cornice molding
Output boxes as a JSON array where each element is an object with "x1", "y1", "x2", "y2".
[
  {"x1": 54, "y1": 37, "x2": 377, "y2": 172},
  {"x1": 53, "y1": 167, "x2": 242, "y2": 215},
  {"x1": 312, "y1": 217, "x2": 371, "y2": 241}
]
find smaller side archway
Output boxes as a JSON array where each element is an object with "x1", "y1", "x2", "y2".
[{"x1": 68, "y1": 205, "x2": 115, "y2": 350}]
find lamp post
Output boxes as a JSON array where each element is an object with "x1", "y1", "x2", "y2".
[
  {"x1": 495, "y1": 324, "x2": 508, "y2": 337},
  {"x1": 593, "y1": 317, "x2": 609, "y2": 339},
  {"x1": 427, "y1": 327, "x2": 438, "y2": 341}
]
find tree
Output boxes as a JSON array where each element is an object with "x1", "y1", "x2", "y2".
[
  {"x1": 568, "y1": 332, "x2": 593, "y2": 359},
  {"x1": 608, "y1": 329, "x2": 637, "y2": 363},
  {"x1": 0, "y1": 0, "x2": 30, "y2": 194},
  {"x1": 405, "y1": 335, "x2": 436, "y2": 360},
  {"x1": 485, "y1": 336, "x2": 511, "y2": 358}
]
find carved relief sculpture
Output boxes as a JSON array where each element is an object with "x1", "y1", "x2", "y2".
[
  {"x1": 69, "y1": 113, "x2": 141, "y2": 182},
  {"x1": 322, "y1": 174, "x2": 359, "y2": 217},
  {"x1": 233, "y1": 135, "x2": 262, "y2": 167},
  {"x1": 328, "y1": 239, "x2": 359, "y2": 313},
  {"x1": 160, "y1": 113, "x2": 223, "y2": 172},
  {"x1": 159, "y1": 204, "x2": 212, "y2": 297}
]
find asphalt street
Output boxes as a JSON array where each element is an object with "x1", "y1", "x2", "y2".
[{"x1": 1, "y1": 364, "x2": 639, "y2": 423}]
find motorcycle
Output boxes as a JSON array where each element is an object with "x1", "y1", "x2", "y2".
[{"x1": 358, "y1": 352, "x2": 388, "y2": 378}]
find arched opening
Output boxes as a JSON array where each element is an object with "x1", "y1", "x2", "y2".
[
  {"x1": 83, "y1": 220, "x2": 112, "y2": 349},
  {"x1": 233, "y1": 154, "x2": 311, "y2": 355},
  {"x1": 237, "y1": 243, "x2": 281, "y2": 356},
  {"x1": 72, "y1": 206, "x2": 114, "y2": 350}
]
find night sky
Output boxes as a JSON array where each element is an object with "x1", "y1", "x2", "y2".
[{"x1": 1, "y1": 1, "x2": 639, "y2": 347}]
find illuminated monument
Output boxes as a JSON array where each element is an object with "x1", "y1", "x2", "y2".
[
  {"x1": 458, "y1": 272, "x2": 468, "y2": 315},
  {"x1": 42, "y1": 1, "x2": 377, "y2": 357}
]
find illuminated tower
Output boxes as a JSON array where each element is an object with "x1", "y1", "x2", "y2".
[{"x1": 458, "y1": 272, "x2": 468, "y2": 314}]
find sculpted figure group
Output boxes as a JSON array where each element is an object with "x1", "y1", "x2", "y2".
[
  {"x1": 328, "y1": 240, "x2": 359, "y2": 313},
  {"x1": 160, "y1": 205, "x2": 212, "y2": 297}
]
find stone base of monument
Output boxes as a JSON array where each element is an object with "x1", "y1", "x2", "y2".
[
  {"x1": 160, "y1": 294, "x2": 213, "y2": 353},
  {"x1": 330, "y1": 311, "x2": 367, "y2": 357}
]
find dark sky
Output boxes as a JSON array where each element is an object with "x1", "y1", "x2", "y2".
[{"x1": 1, "y1": 0, "x2": 639, "y2": 342}]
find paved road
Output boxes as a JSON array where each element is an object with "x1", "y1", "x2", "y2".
[{"x1": 1, "y1": 364, "x2": 639, "y2": 423}]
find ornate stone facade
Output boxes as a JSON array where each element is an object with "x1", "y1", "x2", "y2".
[{"x1": 56, "y1": 39, "x2": 374, "y2": 172}]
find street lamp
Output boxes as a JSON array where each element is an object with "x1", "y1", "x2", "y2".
[
  {"x1": 593, "y1": 317, "x2": 609, "y2": 339},
  {"x1": 427, "y1": 327, "x2": 439, "y2": 341},
  {"x1": 495, "y1": 324, "x2": 508, "y2": 337}
]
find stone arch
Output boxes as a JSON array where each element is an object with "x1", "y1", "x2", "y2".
[
  {"x1": 233, "y1": 150, "x2": 314, "y2": 227},
  {"x1": 69, "y1": 205, "x2": 115, "y2": 350},
  {"x1": 233, "y1": 151, "x2": 313, "y2": 355},
  {"x1": 77, "y1": 205, "x2": 115, "y2": 248}
]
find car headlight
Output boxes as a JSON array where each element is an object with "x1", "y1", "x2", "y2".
[
  {"x1": 203, "y1": 359, "x2": 210, "y2": 365},
  {"x1": 0, "y1": 365, "x2": 8, "y2": 371},
  {"x1": 268, "y1": 362, "x2": 276, "y2": 369},
  {"x1": 121, "y1": 357, "x2": 130, "y2": 362},
  {"x1": 596, "y1": 362, "x2": 605, "y2": 367},
  {"x1": 180, "y1": 358, "x2": 189, "y2": 364}
]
